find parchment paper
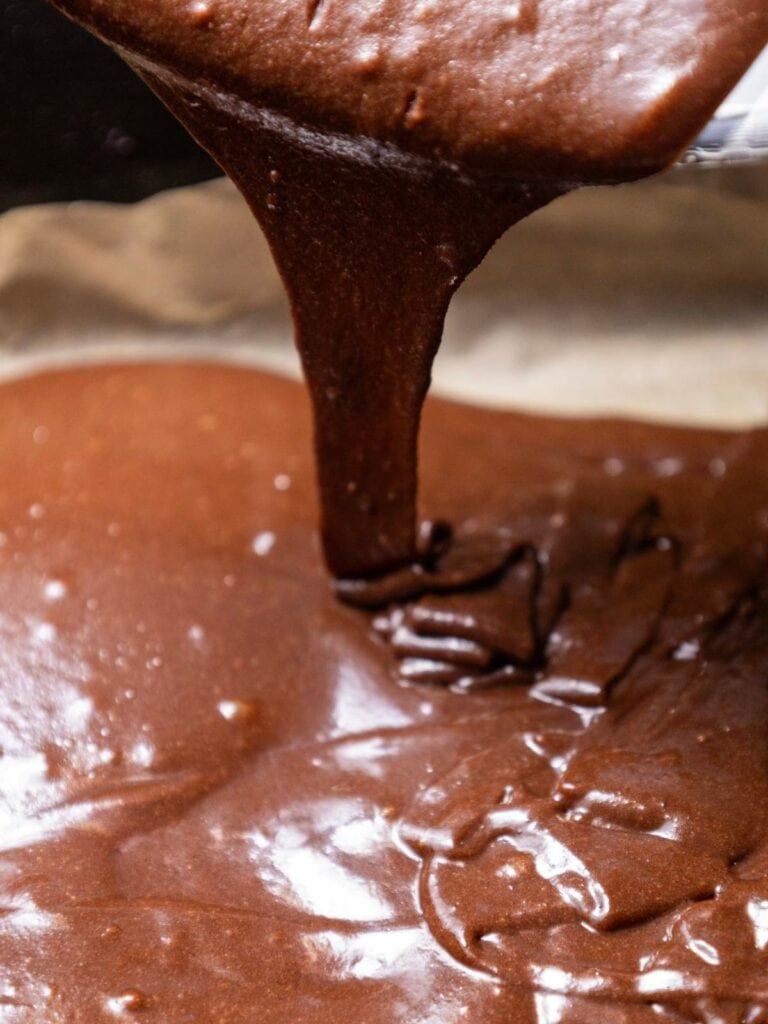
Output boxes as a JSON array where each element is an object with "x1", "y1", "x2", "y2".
[{"x1": 0, "y1": 165, "x2": 766, "y2": 427}]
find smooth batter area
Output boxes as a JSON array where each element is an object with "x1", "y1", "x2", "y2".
[{"x1": 1, "y1": 362, "x2": 768, "y2": 1022}]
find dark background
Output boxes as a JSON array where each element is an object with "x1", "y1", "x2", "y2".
[{"x1": 0, "y1": 0, "x2": 219, "y2": 212}]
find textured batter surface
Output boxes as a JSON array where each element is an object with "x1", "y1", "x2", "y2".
[{"x1": 1, "y1": 362, "x2": 767, "y2": 1022}]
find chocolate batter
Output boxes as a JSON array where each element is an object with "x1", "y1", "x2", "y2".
[
  {"x1": 18, "y1": 0, "x2": 768, "y2": 1018},
  {"x1": 1, "y1": 362, "x2": 768, "y2": 1022},
  {"x1": 47, "y1": 0, "x2": 768, "y2": 576}
]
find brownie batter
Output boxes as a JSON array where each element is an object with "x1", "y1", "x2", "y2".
[
  {"x1": 1, "y1": 361, "x2": 768, "y2": 1023},
  {"x1": 20, "y1": 0, "x2": 768, "y2": 1019},
  {"x1": 48, "y1": 0, "x2": 768, "y2": 576}
]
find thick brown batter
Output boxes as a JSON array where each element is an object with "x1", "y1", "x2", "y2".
[
  {"x1": 48, "y1": 0, "x2": 768, "y2": 576},
  {"x1": 1, "y1": 361, "x2": 768, "y2": 1022},
  {"x1": 22, "y1": 0, "x2": 768, "y2": 1019}
]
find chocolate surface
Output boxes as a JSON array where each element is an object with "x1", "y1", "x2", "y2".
[
  {"x1": 1, "y1": 361, "x2": 768, "y2": 1021},
  {"x1": 47, "y1": 0, "x2": 768, "y2": 177}
]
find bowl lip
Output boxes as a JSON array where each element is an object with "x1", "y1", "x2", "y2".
[{"x1": 684, "y1": 45, "x2": 768, "y2": 165}]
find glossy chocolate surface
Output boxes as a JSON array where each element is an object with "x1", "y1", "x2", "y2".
[
  {"x1": 50, "y1": 0, "x2": 768, "y2": 178},
  {"x1": 1, "y1": 362, "x2": 768, "y2": 1021}
]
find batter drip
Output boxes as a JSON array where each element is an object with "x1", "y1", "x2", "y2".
[{"x1": 48, "y1": 0, "x2": 768, "y2": 575}]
